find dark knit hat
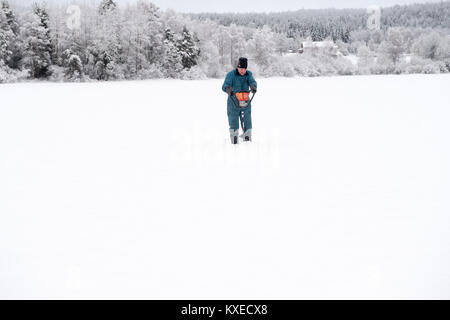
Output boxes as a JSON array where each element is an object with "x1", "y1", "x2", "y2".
[{"x1": 238, "y1": 57, "x2": 248, "y2": 69}]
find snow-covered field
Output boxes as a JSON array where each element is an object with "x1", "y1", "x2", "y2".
[{"x1": 1, "y1": 74, "x2": 450, "y2": 299}]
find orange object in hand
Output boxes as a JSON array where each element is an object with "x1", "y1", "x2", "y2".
[{"x1": 235, "y1": 91, "x2": 249, "y2": 102}]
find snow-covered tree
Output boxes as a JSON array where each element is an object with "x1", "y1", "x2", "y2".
[
  {"x1": 2, "y1": 0, "x2": 450, "y2": 82},
  {"x1": 123, "y1": 0, "x2": 164, "y2": 77},
  {"x1": 273, "y1": 32, "x2": 293, "y2": 55},
  {"x1": 1, "y1": 1, "x2": 18, "y2": 34},
  {"x1": 0, "y1": 0, "x2": 21, "y2": 68},
  {"x1": 162, "y1": 27, "x2": 182, "y2": 77},
  {"x1": 228, "y1": 24, "x2": 246, "y2": 68},
  {"x1": 138, "y1": 0, "x2": 164, "y2": 65},
  {"x1": 23, "y1": 4, "x2": 53, "y2": 78},
  {"x1": 177, "y1": 26, "x2": 200, "y2": 69},
  {"x1": 187, "y1": 19, "x2": 224, "y2": 77},
  {"x1": 356, "y1": 45, "x2": 374, "y2": 74},
  {"x1": 0, "y1": 8, "x2": 10, "y2": 65},
  {"x1": 89, "y1": 0, "x2": 122, "y2": 80},
  {"x1": 378, "y1": 28, "x2": 405, "y2": 66},
  {"x1": 62, "y1": 48, "x2": 82, "y2": 80},
  {"x1": 412, "y1": 31, "x2": 449, "y2": 61},
  {"x1": 66, "y1": 54, "x2": 82, "y2": 79},
  {"x1": 248, "y1": 25, "x2": 275, "y2": 69},
  {"x1": 198, "y1": 40, "x2": 223, "y2": 77},
  {"x1": 47, "y1": 4, "x2": 65, "y2": 66},
  {"x1": 215, "y1": 25, "x2": 230, "y2": 67}
]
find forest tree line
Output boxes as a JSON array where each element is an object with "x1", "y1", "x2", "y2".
[{"x1": 1, "y1": 0, "x2": 449, "y2": 83}]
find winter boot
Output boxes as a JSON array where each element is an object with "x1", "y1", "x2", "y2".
[
  {"x1": 243, "y1": 129, "x2": 252, "y2": 142},
  {"x1": 230, "y1": 129, "x2": 239, "y2": 144}
]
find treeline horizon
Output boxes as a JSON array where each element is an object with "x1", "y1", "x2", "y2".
[
  {"x1": 189, "y1": 1, "x2": 450, "y2": 42},
  {"x1": 1, "y1": 0, "x2": 449, "y2": 83}
]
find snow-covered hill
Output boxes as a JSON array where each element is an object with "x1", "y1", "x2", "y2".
[{"x1": 1, "y1": 74, "x2": 449, "y2": 299}]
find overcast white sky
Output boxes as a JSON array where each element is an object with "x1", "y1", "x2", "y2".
[{"x1": 11, "y1": 0, "x2": 445, "y2": 13}]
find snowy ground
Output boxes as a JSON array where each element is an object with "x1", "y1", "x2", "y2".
[{"x1": 1, "y1": 74, "x2": 450, "y2": 299}]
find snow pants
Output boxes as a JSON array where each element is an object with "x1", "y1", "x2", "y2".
[{"x1": 227, "y1": 103, "x2": 252, "y2": 133}]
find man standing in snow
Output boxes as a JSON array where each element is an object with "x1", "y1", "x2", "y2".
[{"x1": 222, "y1": 57, "x2": 257, "y2": 144}]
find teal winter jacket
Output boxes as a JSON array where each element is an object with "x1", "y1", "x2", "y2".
[{"x1": 222, "y1": 69, "x2": 257, "y2": 109}]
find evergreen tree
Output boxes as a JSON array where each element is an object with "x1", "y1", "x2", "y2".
[
  {"x1": 162, "y1": 27, "x2": 182, "y2": 77},
  {"x1": 1, "y1": 0, "x2": 18, "y2": 34},
  {"x1": 0, "y1": 0, "x2": 20, "y2": 68},
  {"x1": 177, "y1": 26, "x2": 200, "y2": 69},
  {"x1": 0, "y1": 8, "x2": 11, "y2": 65},
  {"x1": 62, "y1": 48, "x2": 83, "y2": 80},
  {"x1": 66, "y1": 55, "x2": 83, "y2": 80},
  {"x1": 23, "y1": 4, "x2": 53, "y2": 78}
]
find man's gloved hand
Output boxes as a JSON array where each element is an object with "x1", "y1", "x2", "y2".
[
  {"x1": 226, "y1": 86, "x2": 234, "y2": 96},
  {"x1": 250, "y1": 85, "x2": 257, "y2": 94}
]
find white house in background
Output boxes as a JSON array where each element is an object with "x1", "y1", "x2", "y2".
[{"x1": 298, "y1": 40, "x2": 339, "y2": 55}]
